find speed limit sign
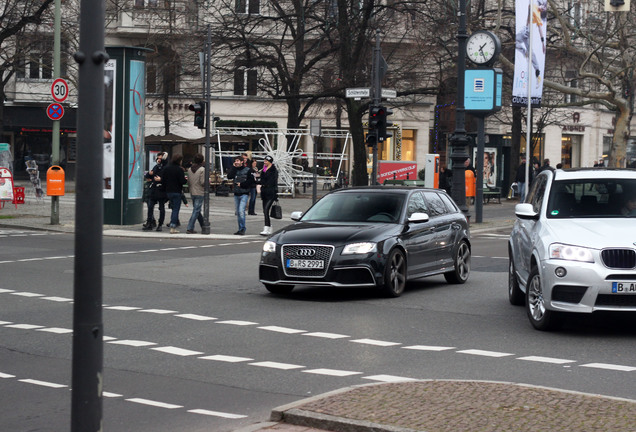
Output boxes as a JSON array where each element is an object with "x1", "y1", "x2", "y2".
[{"x1": 51, "y1": 78, "x2": 69, "y2": 103}]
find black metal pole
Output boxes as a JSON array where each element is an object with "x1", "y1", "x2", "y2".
[
  {"x1": 450, "y1": 0, "x2": 471, "y2": 221},
  {"x1": 475, "y1": 116, "x2": 485, "y2": 223},
  {"x1": 71, "y1": 0, "x2": 106, "y2": 429},
  {"x1": 371, "y1": 29, "x2": 381, "y2": 185},
  {"x1": 202, "y1": 25, "x2": 211, "y2": 235}
]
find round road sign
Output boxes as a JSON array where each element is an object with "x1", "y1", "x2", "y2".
[
  {"x1": 51, "y1": 78, "x2": 69, "y2": 102},
  {"x1": 47, "y1": 103, "x2": 65, "y2": 121}
]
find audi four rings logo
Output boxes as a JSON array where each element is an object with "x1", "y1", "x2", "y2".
[{"x1": 297, "y1": 248, "x2": 316, "y2": 257}]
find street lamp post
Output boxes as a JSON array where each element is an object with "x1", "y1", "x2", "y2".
[
  {"x1": 202, "y1": 25, "x2": 212, "y2": 235},
  {"x1": 449, "y1": 0, "x2": 471, "y2": 220}
]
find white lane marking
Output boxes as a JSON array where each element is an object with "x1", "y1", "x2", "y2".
[
  {"x1": 0, "y1": 372, "x2": 16, "y2": 378},
  {"x1": 303, "y1": 332, "x2": 349, "y2": 339},
  {"x1": 108, "y1": 340, "x2": 157, "y2": 347},
  {"x1": 126, "y1": 398, "x2": 183, "y2": 409},
  {"x1": 303, "y1": 369, "x2": 362, "y2": 377},
  {"x1": 0, "y1": 321, "x2": 13, "y2": 325},
  {"x1": 151, "y1": 346, "x2": 204, "y2": 356},
  {"x1": 0, "y1": 289, "x2": 15, "y2": 293},
  {"x1": 37, "y1": 327, "x2": 73, "y2": 334},
  {"x1": 249, "y1": 361, "x2": 304, "y2": 370},
  {"x1": 199, "y1": 355, "x2": 253, "y2": 363},
  {"x1": 41, "y1": 296, "x2": 73, "y2": 302},
  {"x1": 103, "y1": 336, "x2": 117, "y2": 341},
  {"x1": 139, "y1": 249, "x2": 159, "y2": 253},
  {"x1": 105, "y1": 306, "x2": 142, "y2": 311},
  {"x1": 480, "y1": 233, "x2": 510, "y2": 238},
  {"x1": 19, "y1": 379, "x2": 67, "y2": 388},
  {"x1": 363, "y1": 375, "x2": 418, "y2": 383},
  {"x1": 258, "y1": 325, "x2": 306, "y2": 334},
  {"x1": 159, "y1": 248, "x2": 180, "y2": 251},
  {"x1": 175, "y1": 314, "x2": 217, "y2": 321},
  {"x1": 457, "y1": 349, "x2": 513, "y2": 358},
  {"x1": 103, "y1": 392, "x2": 123, "y2": 398},
  {"x1": 179, "y1": 246, "x2": 198, "y2": 250},
  {"x1": 518, "y1": 356, "x2": 576, "y2": 365},
  {"x1": 403, "y1": 345, "x2": 455, "y2": 352},
  {"x1": 5, "y1": 324, "x2": 45, "y2": 330},
  {"x1": 581, "y1": 363, "x2": 636, "y2": 372},
  {"x1": 11, "y1": 292, "x2": 44, "y2": 297},
  {"x1": 216, "y1": 320, "x2": 257, "y2": 326},
  {"x1": 139, "y1": 309, "x2": 178, "y2": 314},
  {"x1": 117, "y1": 251, "x2": 137, "y2": 255},
  {"x1": 43, "y1": 256, "x2": 70, "y2": 260},
  {"x1": 188, "y1": 409, "x2": 247, "y2": 419},
  {"x1": 351, "y1": 338, "x2": 401, "y2": 347}
]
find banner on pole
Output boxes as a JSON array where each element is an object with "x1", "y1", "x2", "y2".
[{"x1": 512, "y1": 0, "x2": 547, "y2": 107}]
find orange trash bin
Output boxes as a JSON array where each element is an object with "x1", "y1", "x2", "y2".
[
  {"x1": 46, "y1": 165, "x2": 65, "y2": 196},
  {"x1": 465, "y1": 169, "x2": 476, "y2": 198}
]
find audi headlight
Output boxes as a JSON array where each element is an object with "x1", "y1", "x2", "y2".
[
  {"x1": 342, "y1": 242, "x2": 377, "y2": 255},
  {"x1": 549, "y1": 243, "x2": 594, "y2": 263},
  {"x1": 262, "y1": 241, "x2": 276, "y2": 253}
]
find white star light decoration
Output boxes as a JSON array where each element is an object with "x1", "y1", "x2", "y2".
[{"x1": 258, "y1": 133, "x2": 304, "y2": 192}]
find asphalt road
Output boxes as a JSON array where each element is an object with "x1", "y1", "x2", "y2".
[{"x1": 1, "y1": 228, "x2": 635, "y2": 432}]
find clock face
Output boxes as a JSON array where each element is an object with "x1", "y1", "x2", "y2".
[{"x1": 466, "y1": 31, "x2": 499, "y2": 65}]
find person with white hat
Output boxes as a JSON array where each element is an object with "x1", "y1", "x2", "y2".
[{"x1": 259, "y1": 155, "x2": 278, "y2": 236}]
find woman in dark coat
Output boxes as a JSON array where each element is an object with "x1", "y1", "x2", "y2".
[{"x1": 259, "y1": 155, "x2": 278, "y2": 236}]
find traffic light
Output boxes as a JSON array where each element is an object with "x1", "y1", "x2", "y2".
[
  {"x1": 366, "y1": 130, "x2": 377, "y2": 147},
  {"x1": 188, "y1": 101, "x2": 206, "y2": 129},
  {"x1": 377, "y1": 105, "x2": 393, "y2": 142},
  {"x1": 369, "y1": 106, "x2": 382, "y2": 130}
]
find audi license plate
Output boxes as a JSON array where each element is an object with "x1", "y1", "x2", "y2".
[
  {"x1": 611, "y1": 282, "x2": 636, "y2": 293},
  {"x1": 286, "y1": 259, "x2": 324, "y2": 269}
]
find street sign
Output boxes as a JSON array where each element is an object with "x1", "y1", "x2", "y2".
[
  {"x1": 381, "y1": 89, "x2": 397, "y2": 99},
  {"x1": 47, "y1": 103, "x2": 65, "y2": 121},
  {"x1": 51, "y1": 78, "x2": 69, "y2": 103},
  {"x1": 346, "y1": 88, "x2": 370, "y2": 98}
]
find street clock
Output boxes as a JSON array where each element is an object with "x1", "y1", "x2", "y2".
[{"x1": 466, "y1": 30, "x2": 501, "y2": 66}]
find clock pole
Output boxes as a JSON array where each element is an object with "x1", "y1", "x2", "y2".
[{"x1": 449, "y1": 0, "x2": 471, "y2": 221}]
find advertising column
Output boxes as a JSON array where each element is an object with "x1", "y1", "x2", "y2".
[{"x1": 103, "y1": 47, "x2": 151, "y2": 225}]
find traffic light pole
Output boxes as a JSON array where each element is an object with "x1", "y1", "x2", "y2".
[
  {"x1": 371, "y1": 30, "x2": 382, "y2": 185},
  {"x1": 202, "y1": 24, "x2": 212, "y2": 235}
]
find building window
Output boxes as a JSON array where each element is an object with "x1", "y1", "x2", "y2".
[
  {"x1": 234, "y1": 68, "x2": 257, "y2": 96},
  {"x1": 146, "y1": 64, "x2": 157, "y2": 93},
  {"x1": 236, "y1": 0, "x2": 259, "y2": 14},
  {"x1": 17, "y1": 49, "x2": 52, "y2": 80}
]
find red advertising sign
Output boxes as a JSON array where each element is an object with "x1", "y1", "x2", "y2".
[{"x1": 378, "y1": 161, "x2": 418, "y2": 183}]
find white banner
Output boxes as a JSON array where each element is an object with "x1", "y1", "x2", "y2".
[{"x1": 512, "y1": 0, "x2": 547, "y2": 107}]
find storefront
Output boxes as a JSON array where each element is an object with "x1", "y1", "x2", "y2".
[{"x1": 2, "y1": 105, "x2": 77, "y2": 180}]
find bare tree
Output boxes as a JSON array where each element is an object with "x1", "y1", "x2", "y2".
[{"x1": 0, "y1": 0, "x2": 55, "y2": 136}]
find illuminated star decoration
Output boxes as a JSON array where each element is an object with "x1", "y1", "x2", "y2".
[{"x1": 258, "y1": 132, "x2": 304, "y2": 192}]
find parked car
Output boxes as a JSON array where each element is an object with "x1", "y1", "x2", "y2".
[
  {"x1": 259, "y1": 186, "x2": 471, "y2": 297},
  {"x1": 508, "y1": 168, "x2": 636, "y2": 330}
]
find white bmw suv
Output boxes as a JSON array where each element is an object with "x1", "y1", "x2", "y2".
[{"x1": 508, "y1": 168, "x2": 636, "y2": 330}]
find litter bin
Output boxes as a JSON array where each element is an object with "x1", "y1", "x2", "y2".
[
  {"x1": 46, "y1": 165, "x2": 65, "y2": 196},
  {"x1": 465, "y1": 169, "x2": 476, "y2": 200}
]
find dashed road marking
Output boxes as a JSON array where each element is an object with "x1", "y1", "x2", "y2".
[
  {"x1": 363, "y1": 375, "x2": 418, "y2": 383},
  {"x1": 187, "y1": 409, "x2": 247, "y2": 419},
  {"x1": 108, "y1": 340, "x2": 157, "y2": 347},
  {"x1": 518, "y1": 356, "x2": 576, "y2": 365},
  {"x1": 199, "y1": 355, "x2": 253, "y2": 363},
  {"x1": 126, "y1": 398, "x2": 183, "y2": 409},
  {"x1": 19, "y1": 378, "x2": 67, "y2": 388},
  {"x1": 351, "y1": 338, "x2": 401, "y2": 347},
  {"x1": 303, "y1": 332, "x2": 349, "y2": 339},
  {"x1": 303, "y1": 368, "x2": 362, "y2": 377},
  {"x1": 249, "y1": 361, "x2": 304, "y2": 370},
  {"x1": 581, "y1": 363, "x2": 636, "y2": 372},
  {"x1": 175, "y1": 313, "x2": 217, "y2": 321},
  {"x1": 457, "y1": 349, "x2": 513, "y2": 358},
  {"x1": 151, "y1": 346, "x2": 204, "y2": 356},
  {"x1": 403, "y1": 345, "x2": 455, "y2": 352},
  {"x1": 259, "y1": 325, "x2": 306, "y2": 334}
]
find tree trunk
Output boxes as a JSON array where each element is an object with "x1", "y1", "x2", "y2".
[
  {"x1": 345, "y1": 98, "x2": 367, "y2": 186},
  {"x1": 610, "y1": 105, "x2": 632, "y2": 168}
]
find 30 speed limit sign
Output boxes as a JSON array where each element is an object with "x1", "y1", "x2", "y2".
[{"x1": 51, "y1": 78, "x2": 69, "y2": 103}]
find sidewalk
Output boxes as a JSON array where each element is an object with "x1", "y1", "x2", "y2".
[
  {"x1": 0, "y1": 180, "x2": 517, "y2": 237},
  {"x1": 238, "y1": 380, "x2": 636, "y2": 432}
]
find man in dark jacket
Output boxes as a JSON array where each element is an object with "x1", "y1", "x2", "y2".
[
  {"x1": 162, "y1": 154, "x2": 187, "y2": 234},
  {"x1": 227, "y1": 155, "x2": 255, "y2": 235},
  {"x1": 143, "y1": 152, "x2": 168, "y2": 231}
]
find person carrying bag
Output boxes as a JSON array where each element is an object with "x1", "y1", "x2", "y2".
[{"x1": 259, "y1": 155, "x2": 279, "y2": 236}]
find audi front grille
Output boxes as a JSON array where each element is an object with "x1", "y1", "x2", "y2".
[{"x1": 281, "y1": 244, "x2": 334, "y2": 278}]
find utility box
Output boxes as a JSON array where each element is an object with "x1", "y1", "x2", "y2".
[
  {"x1": 46, "y1": 165, "x2": 65, "y2": 196},
  {"x1": 424, "y1": 154, "x2": 439, "y2": 188}
]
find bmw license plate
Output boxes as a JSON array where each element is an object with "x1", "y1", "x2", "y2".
[
  {"x1": 611, "y1": 282, "x2": 636, "y2": 293},
  {"x1": 286, "y1": 259, "x2": 324, "y2": 269}
]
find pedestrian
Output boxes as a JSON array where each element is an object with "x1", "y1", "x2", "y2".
[
  {"x1": 186, "y1": 153, "x2": 205, "y2": 234},
  {"x1": 143, "y1": 152, "x2": 168, "y2": 232},
  {"x1": 162, "y1": 154, "x2": 187, "y2": 234},
  {"x1": 259, "y1": 155, "x2": 278, "y2": 236},
  {"x1": 439, "y1": 165, "x2": 452, "y2": 195},
  {"x1": 227, "y1": 155, "x2": 255, "y2": 235},
  {"x1": 537, "y1": 158, "x2": 554, "y2": 174},
  {"x1": 248, "y1": 158, "x2": 260, "y2": 215},
  {"x1": 515, "y1": 155, "x2": 528, "y2": 202},
  {"x1": 464, "y1": 158, "x2": 476, "y2": 176}
]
